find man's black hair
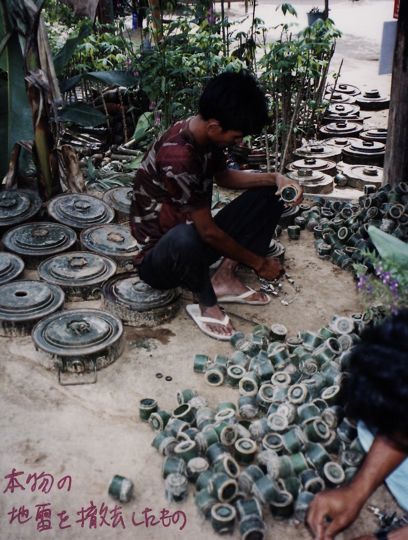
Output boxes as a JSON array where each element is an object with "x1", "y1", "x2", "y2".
[
  {"x1": 199, "y1": 70, "x2": 269, "y2": 135},
  {"x1": 343, "y1": 309, "x2": 408, "y2": 440}
]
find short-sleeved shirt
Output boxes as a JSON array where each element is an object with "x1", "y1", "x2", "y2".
[{"x1": 130, "y1": 118, "x2": 226, "y2": 262}]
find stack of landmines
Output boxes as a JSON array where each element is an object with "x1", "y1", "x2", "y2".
[
  {"x1": 289, "y1": 182, "x2": 408, "y2": 273},
  {"x1": 140, "y1": 307, "x2": 386, "y2": 538}
]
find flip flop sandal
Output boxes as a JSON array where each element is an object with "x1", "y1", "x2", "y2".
[
  {"x1": 217, "y1": 287, "x2": 271, "y2": 305},
  {"x1": 185, "y1": 304, "x2": 234, "y2": 341}
]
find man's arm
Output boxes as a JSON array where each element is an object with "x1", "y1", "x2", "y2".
[
  {"x1": 307, "y1": 435, "x2": 407, "y2": 540},
  {"x1": 215, "y1": 169, "x2": 303, "y2": 204},
  {"x1": 190, "y1": 205, "x2": 283, "y2": 281}
]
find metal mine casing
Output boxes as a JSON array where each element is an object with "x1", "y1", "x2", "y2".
[
  {"x1": 293, "y1": 144, "x2": 342, "y2": 163},
  {"x1": 360, "y1": 128, "x2": 388, "y2": 144},
  {"x1": 286, "y1": 157, "x2": 337, "y2": 176},
  {"x1": 47, "y1": 193, "x2": 115, "y2": 230},
  {"x1": 342, "y1": 165, "x2": 383, "y2": 191},
  {"x1": 0, "y1": 190, "x2": 42, "y2": 230},
  {"x1": 102, "y1": 274, "x2": 180, "y2": 327},
  {"x1": 355, "y1": 89, "x2": 390, "y2": 110},
  {"x1": 319, "y1": 121, "x2": 363, "y2": 139},
  {"x1": 342, "y1": 140, "x2": 385, "y2": 166},
  {"x1": 38, "y1": 251, "x2": 117, "y2": 302},
  {"x1": 324, "y1": 92, "x2": 356, "y2": 105},
  {"x1": 32, "y1": 309, "x2": 124, "y2": 374},
  {"x1": 2, "y1": 222, "x2": 77, "y2": 269},
  {"x1": 103, "y1": 187, "x2": 133, "y2": 223},
  {"x1": 0, "y1": 280, "x2": 65, "y2": 337},
  {"x1": 286, "y1": 170, "x2": 334, "y2": 195},
  {"x1": 323, "y1": 103, "x2": 361, "y2": 123},
  {"x1": 0, "y1": 253, "x2": 25, "y2": 285},
  {"x1": 80, "y1": 223, "x2": 139, "y2": 272},
  {"x1": 327, "y1": 83, "x2": 361, "y2": 97}
]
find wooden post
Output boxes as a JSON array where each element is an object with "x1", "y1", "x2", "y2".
[
  {"x1": 324, "y1": 0, "x2": 329, "y2": 19},
  {"x1": 383, "y1": 1, "x2": 408, "y2": 186}
]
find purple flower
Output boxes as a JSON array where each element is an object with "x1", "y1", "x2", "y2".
[{"x1": 357, "y1": 275, "x2": 368, "y2": 290}]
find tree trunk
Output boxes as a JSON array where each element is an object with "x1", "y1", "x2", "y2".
[
  {"x1": 383, "y1": 1, "x2": 408, "y2": 186},
  {"x1": 324, "y1": 0, "x2": 329, "y2": 20}
]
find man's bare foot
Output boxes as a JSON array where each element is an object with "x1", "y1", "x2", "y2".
[
  {"x1": 200, "y1": 304, "x2": 235, "y2": 338},
  {"x1": 212, "y1": 258, "x2": 269, "y2": 303}
]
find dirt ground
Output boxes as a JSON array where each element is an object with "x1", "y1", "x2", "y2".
[{"x1": 0, "y1": 1, "x2": 402, "y2": 539}]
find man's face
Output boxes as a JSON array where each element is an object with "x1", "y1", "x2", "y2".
[{"x1": 207, "y1": 120, "x2": 244, "y2": 148}]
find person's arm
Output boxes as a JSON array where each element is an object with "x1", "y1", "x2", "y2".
[
  {"x1": 190, "y1": 205, "x2": 283, "y2": 281},
  {"x1": 215, "y1": 169, "x2": 304, "y2": 204},
  {"x1": 307, "y1": 435, "x2": 407, "y2": 540}
]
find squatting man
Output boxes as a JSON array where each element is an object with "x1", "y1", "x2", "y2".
[
  {"x1": 130, "y1": 70, "x2": 303, "y2": 340},
  {"x1": 308, "y1": 310, "x2": 408, "y2": 540}
]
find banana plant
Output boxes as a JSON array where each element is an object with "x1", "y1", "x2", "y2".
[{"x1": 0, "y1": 0, "x2": 61, "y2": 199}]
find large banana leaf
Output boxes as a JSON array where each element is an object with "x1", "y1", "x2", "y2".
[
  {"x1": 59, "y1": 102, "x2": 107, "y2": 126},
  {"x1": 368, "y1": 225, "x2": 408, "y2": 268},
  {"x1": 0, "y1": 9, "x2": 33, "y2": 179},
  {"x1": 53, "y1": 22, "x2": 91, "y2": 76},
  {"x1": 85, "y1": 70, "x2": 139, "y2": 87}
]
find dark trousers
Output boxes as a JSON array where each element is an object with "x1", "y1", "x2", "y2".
[{"x1": 139, "y1": 186, "x2": 284, "y2": 307}]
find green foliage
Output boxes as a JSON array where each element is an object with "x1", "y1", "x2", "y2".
[
  {"x1": 59, "y1": 102, "x2": 107, "y2": 126},
  {"x1": 133, "y1": 18, "x2": 244, "y2": 129}
]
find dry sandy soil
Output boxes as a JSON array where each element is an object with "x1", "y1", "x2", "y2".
[{"x1": 0, "y1": 1, "x2": 402, "y2": 539}]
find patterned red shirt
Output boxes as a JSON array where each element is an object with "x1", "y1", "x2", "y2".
[{"x1": 130, "y1": 118, "x2": 226, "y2": 262}]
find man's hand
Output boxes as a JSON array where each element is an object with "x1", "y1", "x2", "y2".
[
  {"x1": 307, "y1": 486, "x2": 365, "y2": 540},
  {"x1": 255, "y1": 257, "x2": 284, "y2": 281},
  {"x1": 275, "y1": 173, "x2": 304, "y2": 206}
]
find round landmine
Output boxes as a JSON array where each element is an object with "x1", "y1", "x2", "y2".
[
  {"x1": 108, "y1": 475, "x2": 134, "y2": 503},
  {"x1": 149, "y1": 410, "x2": 171, "y2": 431},
  {"x1": 239, "y1": 514, "x2": 265, "y2": 540},
  {"x1": 174, "y1": 440, "x2": 198, "y2": 463},
  {"x1": 300, "y1": 469, "x2": 325, "y2": 494},
  {"x1": 304, "y1": 419, "x2": 331, "y2": 443},
  {"x1": 294, "y1": 143, "x2": 342, "y2": 163},
  {"x1": 103, "y1": 187, "x2": 132, "y2": 222},
  {"x1": 286, "y1": 169, "x2": 334, "y2": 195},
  {"x1": 226, "y1": 365, "x2": 246, "y2": 387},
  {"x1": 173, "y1": 403, "x2": 195, "y2": 425},
  {"x1": 323, "y1": 103, "x2": 361, "y2": 123},
  {"x1": 0, "y1": 253, "x2": 25, "y2": 285},
  {"x1": 323, "y1": 461, "x2": 346, "y2": 487},
  {"x1": 267, "y1": 239, "x2": 285, "y2": 262},
  {"x1": 165, "y1": 473, "x2": 188, "y2": 502},
  {"x1": 102, "y1": 273, "x2": 180, "y2": 327},
  {"x1": 270, "y1": 323, "x2": 288, "y2": 341},
  {"x1": 360, "y1": 128, "x2": 388, "y2": 144},
  {"x1": 269, "y1": 490, "x2": 294, "y2": 519},
  {"x1": 0, "y1": 190, "x2": 42, "y2": 230},
  {"x1": 195, "y1": 488, "x2": 218, "y2": 517},
  {"x1": 324, "y1": 92, "x2": 356, "y2": 104},
  {"x1": 0, "y1": 280, "x2": 64, "y2": 337},
  {"x1": 177, "y1": 388, "x2": 197, "y2": 405},
  {"x1": 294, "y1": 491, "x2": 315, "y2": 523},
  {"x1": 162, "y1": 456, "x2": 186, "y2": 479},
  {"x1": 208, "y1": 472, "x2": 238, "y2": 502},
  {"x1": 281, "y1": 185, "x2": 300, "y2": 203},
  {"x1": 235, "y1": 438, "x2": 258, "y2": 464},
  {"x1": 327, "y1": 83, "x2": 361, "y2": 96},
  {"x1": 214, "y1": 455, "x2": 240, "y2": 479},
  {"x1": 319, "y1": 121, "x2": 363, "y2": 139},
  {"x1": 205, "y1": 365, "x2": 227, "y2": 387},
  {"x1": 288, "y1": 225, "x2": 300, "y2": 240},
  {"x1": 211, "y1": 503, "x2": 236, "y2": 534},
  {"x1": 342, "y1": 140, "x2": 385, "y2": 165},
  {"x1": 193, "y1": 353, "x2": 210, "y2": 373},
  {"x1": 253, "y1": 475, "x2": 280, "y2": 504},
  {"x1": 38, "y1": 251, "x2": 116, "y2": 302},
  {"x1": 139, "y1": 398, "x2": 158, "y2": 421},
  {"x1": 286, "y1": 157, "x2": 336, "y2": 176},
  {"x1": 186, "y1": 457, "x2": 209, "y2": 482},
  {"x1": 342, "y1": 165, "x2": 383, "y2": 191},
  {"x1": 47, "y1": 193, "x2": 114, "y2": 230},
  {"x1": 32, "y1": 308, "x2": 124, "y2": 372},
  {"x1": 151, "y1": 432, "x2": 177, "y2": 456},
  {"x1": 80, "y1": 223, "x2": 139, "y2": 272},
  {"x1": 3, "y1": 222, "x2": 77, "y2": 269},
  {"x1": 355, "y1": 89, "x2": 390, "y2": 110},
  {"x1": 236, "y1": 497, "x2": 263, "y2": 519}
]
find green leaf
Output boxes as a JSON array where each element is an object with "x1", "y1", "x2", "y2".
[
  {"x1": 53, "y1": 23, "x2": 91, "y2": 76},
  {"x1": 59, "y1": 103, "x2": 107, "y2": 127},
  {"x1": 85, "y1": 71, "x2": 139, "y2": 87},
  {"x1": 132, "y1": 112, "x2": 154, "y2": 144},
  {"x1": 59, "y1": 74, "x2": 82, "y2": 93},
  {"x1": 0, "y1": 30, "x2": 34, "y2": 179},
  {"x1": 368, "y1": 226, "x2": 408, "y2": 268}
]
